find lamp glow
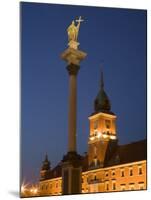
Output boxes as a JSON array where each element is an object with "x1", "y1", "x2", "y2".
[
  {"x1": 90, "y1": 136, "x2": 95, "y2": 140},
  {"x1": 102, "y1": 134, "x2": 108, "y2": 139},
  {"x1": 97, "y1": 132, "x2": 102, "y2": 138},
  {"x1": 110, "y1": 135, "x2": 116, "y2": 140},
  {"x1": 21, "y1": 185, "x2": 25, "y2": 193},
  {"x1": 33, "y1": 188, "x2": 38, "y2": 194}
]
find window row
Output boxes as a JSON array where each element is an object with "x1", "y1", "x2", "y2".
[
  {"x1": 93, "y1": 120, "x2": 112, "y2": 129},
  {"x1": 105, "y1": 182, "x2": 145, "y2": 191},
  {"x1": 41, "y1": 182, "x2": 61, "y2": 190},
  {"x1": 105, "y1": 181, "x2": 116, "y2": 191},
  {"x1": 121, "y1": 182, "x2": 145, "y2": 191},
  {"x1": 84, "y1": 166, "x2": 143, "y2": 184},
  {"x1": 105, "y1": 166, "x2": 143, "y2": 177}
]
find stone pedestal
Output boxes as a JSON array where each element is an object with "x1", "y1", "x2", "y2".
[
  {"x1": 61, "y1": 152, "x2": 82, "y2": 195},
  {"x1": 61, "y1": 47, "x2": 87, "y2": 195}
]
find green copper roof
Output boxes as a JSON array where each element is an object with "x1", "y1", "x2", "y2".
[{"x1": 94, "y1": 70, "x2": 111, "y2": 113}]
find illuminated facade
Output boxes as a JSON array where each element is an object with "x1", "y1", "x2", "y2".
[{"x1": 39, "y1": 71, "x2": 147, "y2": 196}]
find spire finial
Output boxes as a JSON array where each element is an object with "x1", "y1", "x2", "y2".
[
  {"x1": 45, "y1": 153, "x2": 48, "y2": 161},
  {"x1": 100, "y1": 61, "x2": 104, "y2": 89},
  {"x1": 101, "y1": 69, "x2": 104, "y2": 89}
]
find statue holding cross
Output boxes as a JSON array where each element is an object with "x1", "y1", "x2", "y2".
[{"x1": 67, "y1": 16, "x2": 84, "y2": 43}]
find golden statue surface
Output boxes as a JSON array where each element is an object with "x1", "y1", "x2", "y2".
[{"x1": 67, "y1": 16, "x2": 84, "y2": 49}]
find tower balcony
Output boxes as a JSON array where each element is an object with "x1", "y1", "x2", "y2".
[
  {"x1": 102, "y1": 132, "x2": 116, "y2": 140},
  {"x1": 89, "y1": 131, "x2": 116, "y2": 142}
]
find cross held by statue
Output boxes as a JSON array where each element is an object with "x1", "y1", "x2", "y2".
[{"x1": 76, "y1": 16, "x2": 84, "y2": 23}]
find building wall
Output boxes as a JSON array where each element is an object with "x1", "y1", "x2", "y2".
[
  {"x1": 39, "y1": 177, "x2": 62, "y2": 196},
  {"x1": 82, "y1": 160, "x2": 146, "y2": 193},
  {"x1": 39, "y1": 160, "x2": 146, "y2": 196}
]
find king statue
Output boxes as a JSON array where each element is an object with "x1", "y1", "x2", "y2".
[{"x1": 67, "y1": 16, "x2": 84, "y2": 49}]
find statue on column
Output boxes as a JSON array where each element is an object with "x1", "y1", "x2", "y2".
[{"x1": 67, "y1": 16, "x2": 84, "y2": 49}]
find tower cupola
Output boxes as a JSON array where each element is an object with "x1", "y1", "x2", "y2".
[
  {"x1": 41, "y1": 154, "x2": 51, "y2": 171},
  {"x1": 94, "y1": 70, "x2": 111, "y2": 114},
  {"x1": 40, "y1": 154, "x2": 51, "y2": 180}
]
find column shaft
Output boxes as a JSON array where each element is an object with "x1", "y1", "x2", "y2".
[{"x1": 68, "y1": 74, "x2": 77, "y2": 152}]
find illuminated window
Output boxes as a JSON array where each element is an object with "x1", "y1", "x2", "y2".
[
  {"x1": 120, "y1": 184, "x2": 126, "y2": 191},
  {"x1": 105, "y1": 172, "x2": 108, "y2": 177},
  {"x1": 112, "y1": 181, "x2": 116, "y2": 190},
  {"x1": 105, "y1": 120, "x2": 111, "y2": 129},
  {"x1": 121, "y1": 169, "x2": 125, "y2": 177},
  {"x1": 94, "y1": 131, "x2": 97, "y2": 136},
  {"x1": 112, "y1": 170, "x2": 115, "y2": 176},
  {"x1": 94, "y1": 158, "x2": 97, "y2": 167},
  {"x1": 138, "y1": 182, "x2": 144, "y2": 190},
  {"x1": 94, "y1": 120, "x2": 98, "y2": 129},
  {"x1": 129, "y1": 183, "x2": 135, "y2": 190},
  {"x1": 139, "y1": 167, "x2": 143, "y2": 175},
  {"x1": 105, "y1": 182, "x2": 109, "y2": 191},
  {"x1": 129, "y1": 168, "x2": 133, "y2": 176},
  {"x1": 56, "y1": 183, "x2": 58, "y2": 188}
]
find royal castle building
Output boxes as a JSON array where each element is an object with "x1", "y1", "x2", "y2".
[{"x1": 39, "y1": 71, "x2": 147, "y2": 196}]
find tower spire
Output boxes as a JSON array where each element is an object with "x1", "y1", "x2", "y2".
[
  {"x1": 94, "y1": 66, "x2": 112, "y2": 114},
  {"x1": 45, "y1": 153, "x2": 48, "y2": 162},
  {"x1": 100, "y1": 60, "x2": 104, "y2": 89},
  {"x1": 100, "y1": 69, "x2": 104, "y2": 89},
  {"x1": 40, "y1": 153, "x2": 51, "y2": 181}
]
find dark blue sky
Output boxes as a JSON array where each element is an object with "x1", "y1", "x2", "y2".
[{"x1": 21, "y1": 2, "x2": 146, "y2": 184}]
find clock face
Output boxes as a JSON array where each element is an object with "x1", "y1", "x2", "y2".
[{"x1": 94, "y1": 120, "x2": 98, "y2": 129}]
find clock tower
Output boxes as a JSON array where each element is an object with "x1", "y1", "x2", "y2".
[{"x1": 88, "y1": 70, "x2": 117, "y2": 169}]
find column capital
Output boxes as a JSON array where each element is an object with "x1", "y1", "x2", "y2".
[
  {"x1": 66, "y1": 64, "x2": 80, "y2": 76},
  {"x1": 61, "y1": 48, "x2": 87, "y2": 66}
]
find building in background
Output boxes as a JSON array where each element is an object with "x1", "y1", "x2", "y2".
[
  {"x1": 20, "y1": 3, "x2": 147, "y2": 197},
  {"x1": 39, "y1": 71, "x2": 147, "y2": 196}
]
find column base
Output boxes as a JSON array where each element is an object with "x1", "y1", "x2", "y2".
[{"x1": 61, "y1": 151, "x2": 82, "y2": 195}]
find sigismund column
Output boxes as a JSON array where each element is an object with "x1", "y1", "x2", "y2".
[{"x1": 61, "y1": 16, "x2": 87, "y2": 195}]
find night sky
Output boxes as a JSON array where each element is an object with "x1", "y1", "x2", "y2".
[{"x1": 21, "y1": 2, "x2": 146, "y2": 184}]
